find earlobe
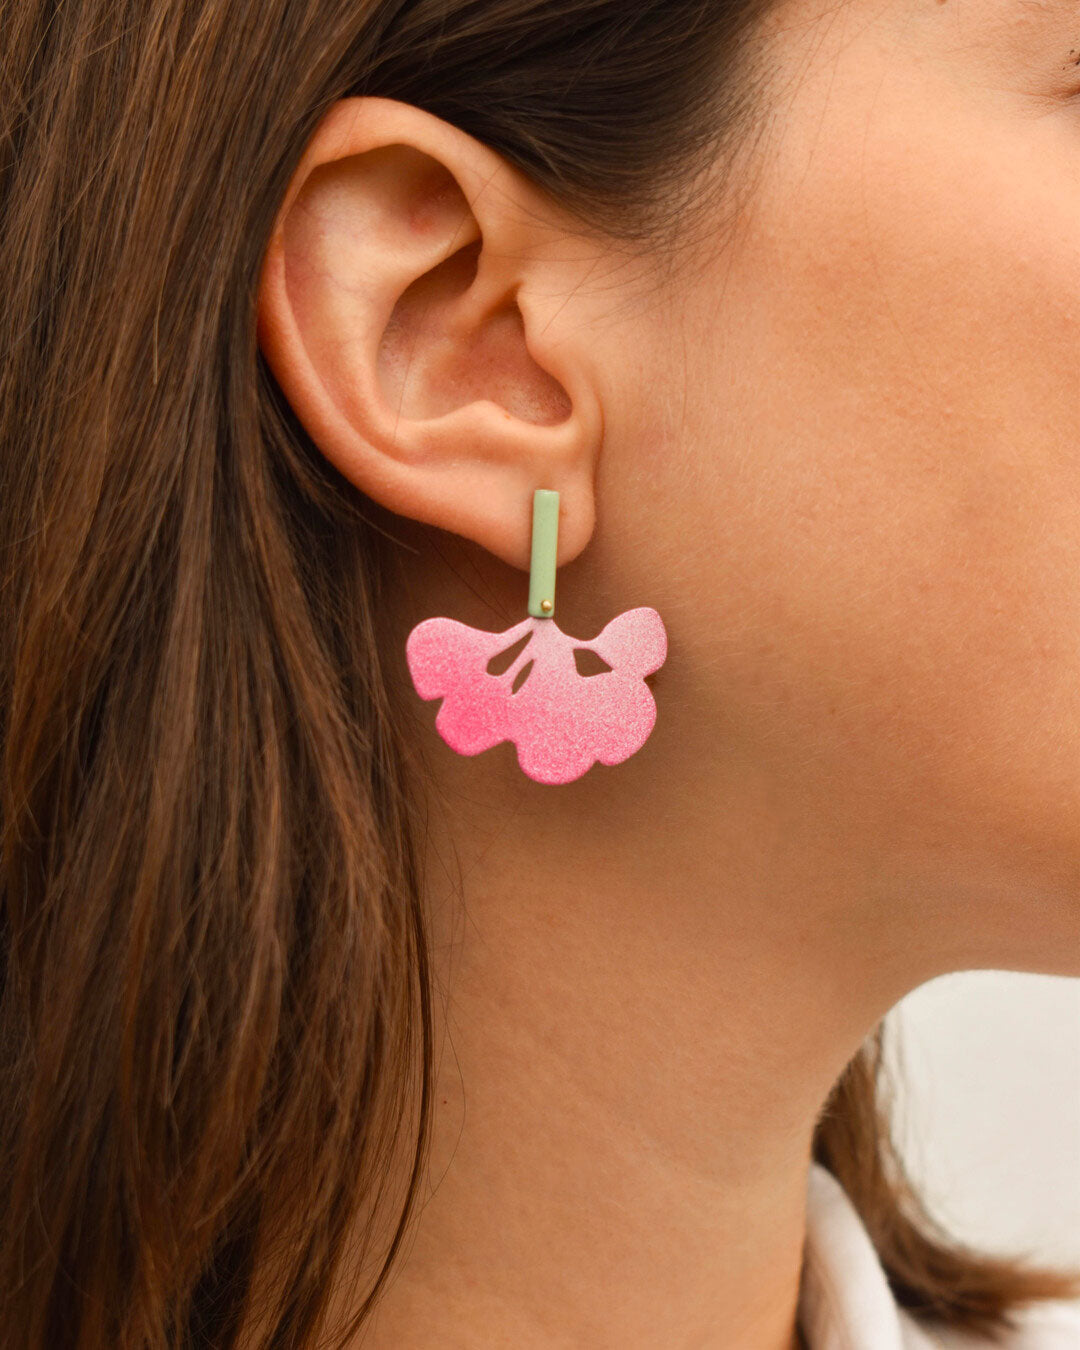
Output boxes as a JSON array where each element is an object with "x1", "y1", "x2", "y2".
[{"x1": 255, "y1": 97, "x2": 602, "y2": 571}]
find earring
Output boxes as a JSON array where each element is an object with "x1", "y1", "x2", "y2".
[{"x1": 405, "y1": 489, "x2": 667, "y2": 785}]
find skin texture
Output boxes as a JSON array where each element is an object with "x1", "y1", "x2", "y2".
[{"x1": 256, "y1": 1, "x2": 1080, "y2": 1344}]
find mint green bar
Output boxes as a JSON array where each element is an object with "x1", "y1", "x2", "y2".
[{"x1": 527, "y1": 489, "x2": 559, "y2": 618}]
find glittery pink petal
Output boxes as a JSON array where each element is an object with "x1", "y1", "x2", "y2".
[
  {"x1": 405, "y1": 608, "x2": 667, "y2": 785},
  {"x1": 591, "y1": 606, "x2": 667, "y2": 676},
  {"x1": 405, "y1": 616, "x2": 531, "y2": 755}
]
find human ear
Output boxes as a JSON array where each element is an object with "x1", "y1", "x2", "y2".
[{"x1": 256, "y1": 96, "x2": 604, "y2": 570}]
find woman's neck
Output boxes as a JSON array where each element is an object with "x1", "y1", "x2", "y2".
[{"x1": 330, "y1": 740, "x2": 922, "y2": 1348}]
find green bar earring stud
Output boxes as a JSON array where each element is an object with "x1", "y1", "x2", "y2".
[{"x1": 527, "y1": 488, "x2": 559, "y2": 618}]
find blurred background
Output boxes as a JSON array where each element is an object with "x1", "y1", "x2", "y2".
[{"x1": 883, "y1": 972, "x2": 1080, "y2": 1268}]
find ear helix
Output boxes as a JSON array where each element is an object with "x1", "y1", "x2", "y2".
[{"x1": 404, "y1": 488, "x2": 667, "y2": 784}]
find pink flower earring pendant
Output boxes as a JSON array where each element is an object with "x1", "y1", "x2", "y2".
[{"x1": 405, "y1": 489, "x2": 667, "y2": 785}]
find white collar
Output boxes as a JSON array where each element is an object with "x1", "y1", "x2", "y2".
[{"x1": 798, "y1": 1162, "x2": 942, "y2": 1350}]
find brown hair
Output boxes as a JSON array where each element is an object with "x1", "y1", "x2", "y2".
[{"x1": 1, "y1": 1, "x2": 1077, "y2": 1346}]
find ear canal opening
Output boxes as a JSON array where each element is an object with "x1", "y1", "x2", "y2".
[
  {"x1": 573, "y1": 648, "x2": 613, "y2": 677},
  {"x1": 487, "y1": 630, "x2": 533, "y2": 675}
]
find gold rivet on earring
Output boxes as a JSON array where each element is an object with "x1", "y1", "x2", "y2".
[{"x1": 541, "y1": 599, "x2": 553, "y2": 613}]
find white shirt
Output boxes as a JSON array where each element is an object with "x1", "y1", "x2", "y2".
[{"x1": 798, "y1": 1162, "x2": 1080, "y2": 1349}]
